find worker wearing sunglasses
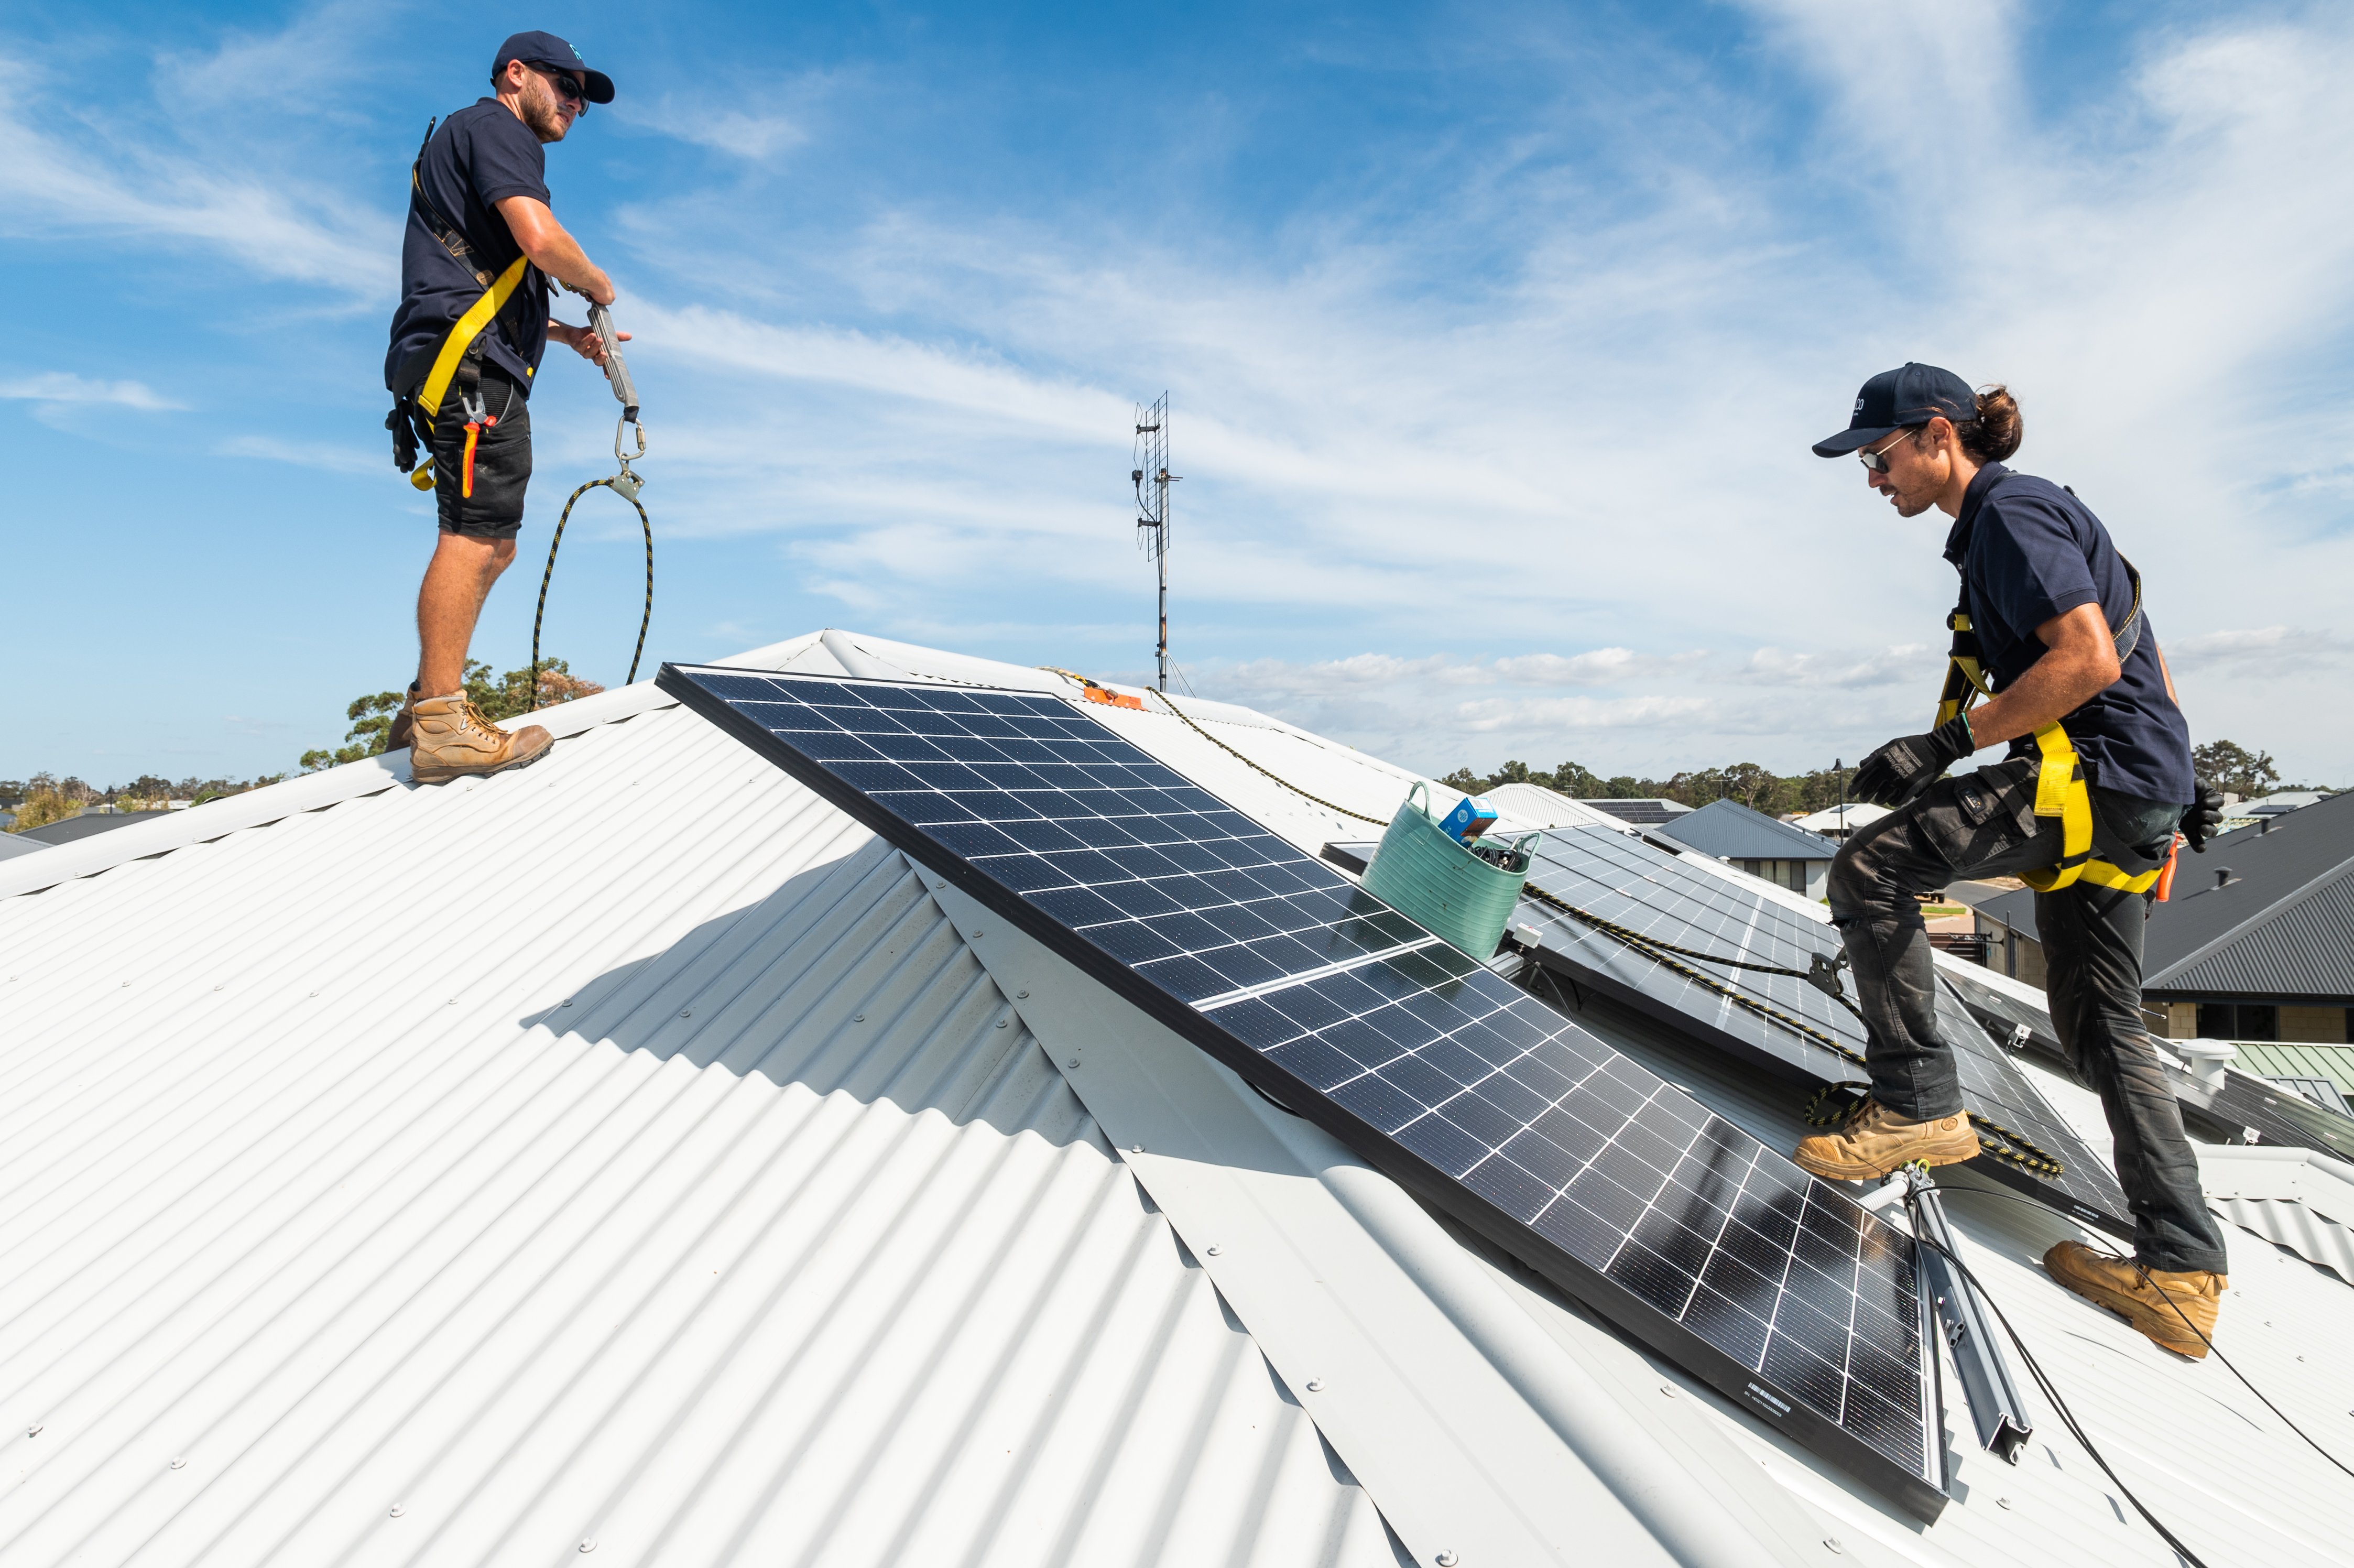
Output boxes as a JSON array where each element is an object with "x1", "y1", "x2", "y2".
[{"x1": 1800, "y1": 364, "x2": 2231, "y2": 1358}]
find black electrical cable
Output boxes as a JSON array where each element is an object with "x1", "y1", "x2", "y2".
[
  {"x1": 1899, "y1": 1193, "x2": 2213, "y2": 1568},
  {"x1": 1925, "y1": 1180, "x2": 2354, "y2": 1480}
]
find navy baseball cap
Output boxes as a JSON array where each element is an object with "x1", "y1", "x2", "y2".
[
  {"x1": 1812, "y1": 362, "x2": 1977, "y2": 456},
  {"x1": 493, "y1": 30, "x2": 615, "y2": 104}
]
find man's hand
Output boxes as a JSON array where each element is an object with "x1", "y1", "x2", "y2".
[
  {"x1": 2182, "y1": 783, "x2": 2227, "y2": 853},
  {"x1": 551, "y1": 321, "x2": 631, "y2": 368},
  {"x1": 1852, "y1": 716, "x2": 1977, "y2": 808}
]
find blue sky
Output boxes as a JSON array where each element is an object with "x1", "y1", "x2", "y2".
[{"x1": 5, "y1": 1, "x2": 2351, "y2": 787}]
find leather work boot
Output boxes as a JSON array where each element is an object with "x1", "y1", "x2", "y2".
[
  {"x1": 2044, "y1": 1240, "x2": 2225, "y2": 1358},
  {"x1": 384, "y1": 683, "x2": 422, "y2": 754},
  {"x1": 408, "y1": 694, "x2": 553, "y2": 784},
  {"x1": 1792, "y1": 1099, "x2": 1979, "y2": 1181}
]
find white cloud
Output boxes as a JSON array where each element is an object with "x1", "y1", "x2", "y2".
[
  {"x1": 0, "y1": 372, "x2": 179, "y2": 410},
  {"x1": 0, "y1": 56, "x2": 394, "y2": 298},
  {"x1": 2165, "y1": 626, "x2": 2354, "y2": 672},
  {"x1": 1731, "y1": 646, "x2": 1937, "y2": 689},
  {"x1": 220, "y1": 434, "x2": 383, "y2": 475}
]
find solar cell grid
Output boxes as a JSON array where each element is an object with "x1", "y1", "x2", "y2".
[
  {"x1": 663, "y1": 665, "x2": 1948, "y2": 1517},
  {"x1": 1490, "y1": 825, "x2": 2137, "y2": 1238}
]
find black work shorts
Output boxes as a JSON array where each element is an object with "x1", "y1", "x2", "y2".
[{"x1": 417, "y1": 367, "x2": 532, "y2": 539}]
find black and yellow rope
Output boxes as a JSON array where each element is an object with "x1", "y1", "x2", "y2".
[{"x1": 530, "y1": 475, "x2": 653, "y2": 711}]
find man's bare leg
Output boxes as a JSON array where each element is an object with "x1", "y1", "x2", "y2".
[{"x1": 416, "y1": 532, "x2": 517, "y2": 695}]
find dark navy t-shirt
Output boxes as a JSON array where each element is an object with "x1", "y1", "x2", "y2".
[
  {"x1": 384, "y1": 99, "x2": 552, "y2": 397},
  {"x1": 1943, "y1": 463, "x2": 2194, "y2": 804}
]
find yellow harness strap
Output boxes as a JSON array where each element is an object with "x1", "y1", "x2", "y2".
[
  {"x1": 1937, "y1": 582, "x2": 2162, "y2": 897},
  {"x1": 405, "y1": 253, "x2": 530, "y2": 491}
]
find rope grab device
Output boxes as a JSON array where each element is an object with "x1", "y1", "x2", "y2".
[{"x1": 530, "y1": 296, "x2": 651, "y2": 710}]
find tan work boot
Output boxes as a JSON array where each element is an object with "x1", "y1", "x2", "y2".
[
  {"x1": 1792, "y1": 1098, "x2": 1978, "y2": 1181},
  {"x1": 384, "y1": 683, "x2": 422, "y2": 755},
  {"x1": 2044, "y1": 1240, "x2": 2225, "y2": 1358},
  {"x1": 408, "y1": 694, "x2": 552, "y2": 784}
]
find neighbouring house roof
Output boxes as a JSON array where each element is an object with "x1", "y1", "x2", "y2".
[
  {"x1": 1975, "y1": 790, "x2": 2354, "y2": 1002},
  {"x1": 1791, "y1": 802, "x2": 1891, "y2": 835},
  {"x1": 1577, "y1": 797, "x2": 1691, "y2": 823},
  {"x1": 1479, "y1": 781, "x2": 1630, "y2": 832},
  {"x1": 0, "y1": 832, "x2": 48, "y2": 862},
  {"x1": 4, "y1": 626, "x2": 2349, "y2": 1568},
  {"x1": 1650, "y1": 798, "x2": 1843, "y2": 864},
  {"x1": 9, "y1": 811, "x2": 169, "y2": 847}
]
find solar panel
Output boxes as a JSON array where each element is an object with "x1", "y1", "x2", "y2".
[
  {"x1": 1937, "y1": 961, "x2": 2354, "y2": 1162},
  {"x1": 1329, "y1": 825, "x2": 2133, "y2": 1239},
  {"x1": 659, "y1": 665, "x2": 1948, "y2": 1519}
]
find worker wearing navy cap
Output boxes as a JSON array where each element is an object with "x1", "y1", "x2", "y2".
[
  {"x1": 378, "y1": 30, "x2": 627, "y2": 783},
  {"x1": 1795, "y1": 365, "x2": 2233, "y2": 1358}
]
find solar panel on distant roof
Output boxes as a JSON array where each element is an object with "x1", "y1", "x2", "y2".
[
  {"x1": 660, "y1": 665, "x2": 1948, "y2": 1519},
  {"x1": 1328, "y1": 825, "x2": 2134, "y2": 1239}
]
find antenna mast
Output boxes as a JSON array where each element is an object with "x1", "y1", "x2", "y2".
[{"x1": 1132, "y1": 394, "x2": 1176, "y2": 691}]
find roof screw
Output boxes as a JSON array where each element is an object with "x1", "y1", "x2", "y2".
[
  {"x1": 996, "y1": 1019, "x2": 1009, "y2": 1029},
  {"x1": 681, "y1": 1010, "x2": 692, "y2": 1018},
  {"x1": 580, "y1": 1540, "x2": 598, "y2": 1554},
  {"x1": 854, "y1": 1014, "x2": 866, "y2": 1022},
  {"x1": 1130, "y1": 1144, "x2": 1144, "y2": 1153},
  {"x1": 1436, "y1": 1554, "x2": 1459, "y2": 1567},
  {"x1": 972, "y1": 931, "x2": 984, "y2": 939},
  {"x1": 1205, "y1": 1244, "x2": 1222, "y2": 1256},
  {"x1": 1304, "y1": 1377, "x2": 1324, "y2": 1392},
  {"x1": 123, "y1": 981, "x2": 131, "y2": 987},
  {"x1": 25, "y1": 1424, "x2": 41, "y2": 1437},
  {"x1": 170, "y1": 1456, "x2": 187, "y2": 1470},
  {"x1": 214, "y1": 984, "x2": 224, "y2": 991},
  {"x1": 311, "y1": 990, "x2": 320, "y2": 997},
  {"x1": 1824, "y1": 1540, "x2": 1842, "y2": 1555},
  {"x1": 1066, "y1": 1058, "x2": 1080, "y2": 1068},
  {"x1": 1660, "y1": 1384, "x2": 1676, "y2": 1398},
  {"x1": 390, "y1": 1504, "x2": 405, "y2": 1518},
  {"x1": 934, "y1": 880, "x2": 945, "y2": 888},
  {"x1": 1017, "y1": 990, "x2": 1029, "y2": 998},
  {"x1": 561, "y1": 999, "x2": 572, "y2": 1007},
  {"x1": 448, "y1": 999, "x2": 456, "y2": 1006},
  {"x1": 1997, "y1": 1498, "x2": 2012, "y2": 1510}
]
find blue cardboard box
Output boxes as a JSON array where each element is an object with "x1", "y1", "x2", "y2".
[{"x1": 1440, "y1": 794, "x2": 1498, "y2": 843}]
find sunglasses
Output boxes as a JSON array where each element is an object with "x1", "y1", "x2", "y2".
[
  {"x1": 1857, "y1": 426, "x2": 1922, "y2": 473},
  {"x1": 530, "y1": 63, "x2": 588, "y2": 109}
]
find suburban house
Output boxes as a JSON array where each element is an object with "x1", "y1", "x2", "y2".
[
  {"x1": 3, "y1": 629, "x2": 2345, "y2": 1568},
  {"x1": 1971, "y1": 788, "x2": 2354, "y2": 1046},
  {"x1": 1645, "y1": 797, "x2": 1843, "y2": 899},
  {"x1": 1790, "y1": 801, "x2": 1890, "y2": 840},
  {"x1": 1575, "y1": 797, "x2": 1691, "y2": 825}
]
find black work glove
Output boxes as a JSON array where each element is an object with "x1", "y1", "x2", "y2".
[
  {"x1": 1851, "y1": 716, "x2": 1976, "y2": 808},
  {"x1": 2182, "y1": 782, "x2": 2227, "y2": 853}
]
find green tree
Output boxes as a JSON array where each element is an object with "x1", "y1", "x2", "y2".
[
  {"x1": 302, "y1": 658, "x2": 605, "y2": 772},
  {"x1": 2190, "y1": 739, "x2": 2278, "y2": 796}
]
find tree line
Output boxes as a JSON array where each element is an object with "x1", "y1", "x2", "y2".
[
  {"x1": 1435, "y1": 738, "x2": 2323, "y2": 818},
  {"x1": 4, "y1": 657, "x2": 600, "y2": 834}
]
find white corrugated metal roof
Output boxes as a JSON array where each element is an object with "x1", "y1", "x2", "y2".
[{"x1": 8, "y1": 627, "x2": 2351, "y2": 1567}]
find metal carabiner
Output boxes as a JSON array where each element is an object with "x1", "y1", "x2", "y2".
[{"x1": 615, "y1": 415, "x2": 647, "y2": 466}]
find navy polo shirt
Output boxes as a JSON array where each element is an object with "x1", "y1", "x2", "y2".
[
  {"x1": 384, "y1": 99, "x2": 552, "y2": 397},
  {"x1": 1943, "y1": 463, "x2": 2194, "y2": 804}
]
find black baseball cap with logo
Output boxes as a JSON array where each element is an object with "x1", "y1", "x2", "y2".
[
  {"x1": 1812, "y1": 362, "x2": 1978, "y2": 456},
  {"x1": 492, "y1": 30, "x2": 615, "y2": 104}
]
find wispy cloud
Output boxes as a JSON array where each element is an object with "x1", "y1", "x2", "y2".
[
  {"x1": 2166, "y1": 625, "x2": 2354, "y2": 672},
  {"x1": 220, "y1": 434, "x2": 383, "y2": 475},
  {"x1": 1731, "y1": 646, "x2": 1937, "y2": 689},
  {"x1": 0, "y1": 372, "x2": 179, "y2": 410}
]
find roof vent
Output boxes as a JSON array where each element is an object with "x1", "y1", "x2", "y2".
[
  {"x1": 2173, "y1": 1038, "x2": 2237, "y2": 1089},
  {"x1": 2215, "y1": 866, "x2": 2233, "y2": 888}
]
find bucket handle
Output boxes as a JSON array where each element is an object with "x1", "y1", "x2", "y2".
[{"x1": 1400, "y1": 780, "x2": 1432, "y2": 822}]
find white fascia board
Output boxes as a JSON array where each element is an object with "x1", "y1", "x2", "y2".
[{"x1": 925, "y1": 876, "x2": 1822, "y2": 1568}]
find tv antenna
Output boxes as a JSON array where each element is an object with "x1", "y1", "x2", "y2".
[{"x1": 1131, "y1": 393, "x2": 1178, "y2": 691}]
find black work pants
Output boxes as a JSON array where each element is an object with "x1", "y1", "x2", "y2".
[{"x1": 1827, "y1": 758, "x2": 2228, "y2": 1273}]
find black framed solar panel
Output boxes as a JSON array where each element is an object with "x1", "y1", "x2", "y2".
[
  {"x1": 660, "y1": 664, "x2": 1949, "y2": 1520},
  {"x1": 1377, "y1": 824, "x2": 2135, "y2": 1239},
  {"x1": 1937, "y1": 962, "x2": 2354, "y2": 1162}
]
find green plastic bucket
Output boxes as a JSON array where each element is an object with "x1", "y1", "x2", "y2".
[{"x1": 1361, "y1": 782, "x2": 1535, "y2": 958}]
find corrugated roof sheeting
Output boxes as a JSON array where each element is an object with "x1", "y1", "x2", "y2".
[
  {"x1": 0, "y1": 700, "x2": 1400, "y2": 1568},
  {"x1": 2157, "y1": 872, "x2": 2354, "y2": 998}
]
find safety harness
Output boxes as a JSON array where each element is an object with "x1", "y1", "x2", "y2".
[
  {"x1": 384, "y1": 116, "x2": 543, "y2": 497},
  {"x1": 1936, "y1": 486, "x2": 2171, "y2": 896}
]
